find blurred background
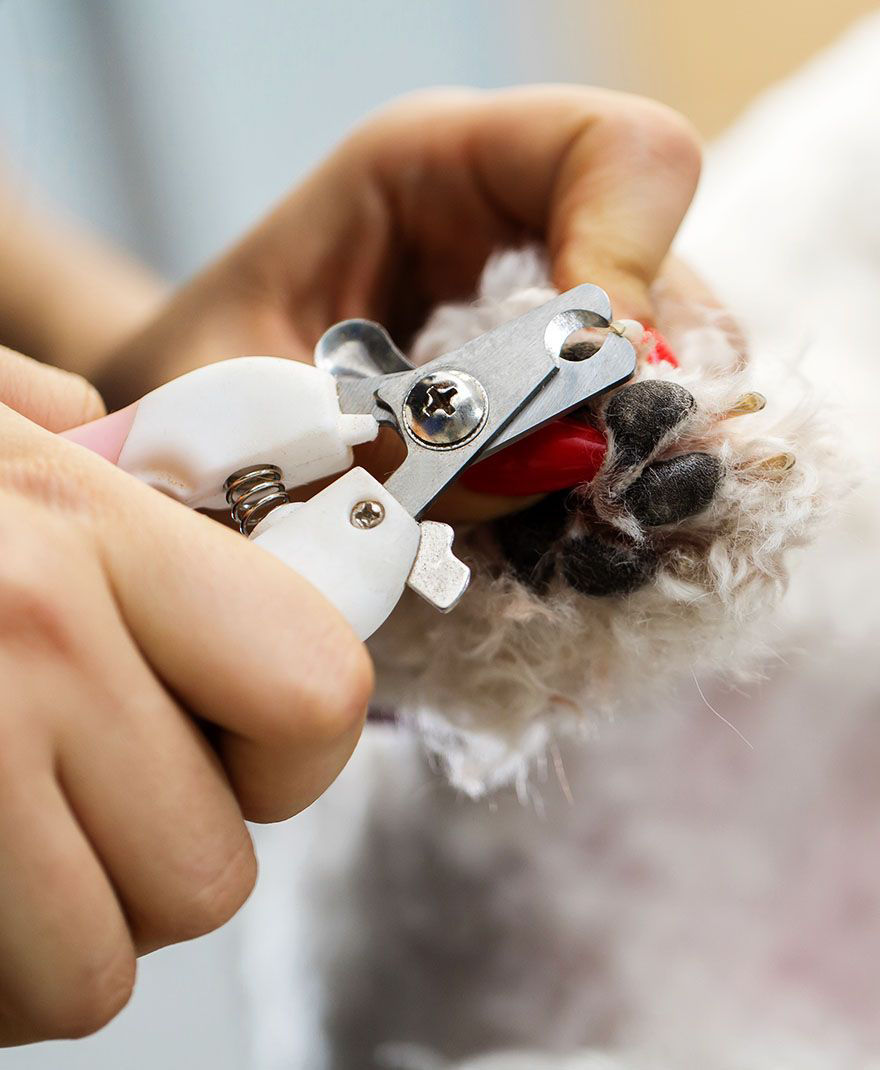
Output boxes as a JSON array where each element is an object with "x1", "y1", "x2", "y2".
[
  {"x1": 0, "y1": 1, "x2": 875, "y2": 1067},
  {"x1": 1, "y1": 0, "x2": 876, "y2": 282}
]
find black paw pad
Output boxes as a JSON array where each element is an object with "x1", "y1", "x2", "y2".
[
  {"x1": 493, "y1": 491, "x2": 571, "y2": 591},
  {"x1": 603, "y1": 381, "x2": 696, "y2": 469},
  {"x1": 560, "y1": 533, "x2": 658, "y2": 597},
  {"x1": 623, "y1": 453, "x2": 723, "y2": 527}
]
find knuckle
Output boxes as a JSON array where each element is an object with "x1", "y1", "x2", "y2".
[
  {"x1": 0, "y1": 440, "x2": 97, "y2": 517},
  {"x1": 252, "y1": 631, "x2": 373, "y2": 746},
  {"x1": 0, "y1": 525, "x2": 80, "y2": 657},
  {"x1": 238, "y1": 789, "x2": 294, "y2": 826},
  {"x1": 296, "y1": 636, "x2": 373, "y2": 745},
  {"x1": 167, "y1": 836, "x2": 257, "y2": 943},
  {"x1": 353, "y1": 87, "x2": 476, "y2": 145},
  {"x1": 591, "y1": 94, "x2": 703, "y2": 191},
  {"x1": 387, "y1": 86, "x2": 476, "y2": 113},
  {"x1": 70, "y1": 373, "x2": 107, "y2": 426},
  {"x1": 43, "y1": 946, "x2": 135, "y2": 1040},
  {"x1": 630, "y1": 99, "x2": 703, "y2": 179},
  {"x1": 0, "y1": 346, "x2": 105, "y2": 430}
]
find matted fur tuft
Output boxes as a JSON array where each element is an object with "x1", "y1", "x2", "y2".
[{"x1": 369, "y1": 248, "x2": 848, "y2": 796}]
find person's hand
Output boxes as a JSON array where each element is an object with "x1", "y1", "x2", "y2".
[
  {"x1": 96, "y1": 87, "x2": 702, "y2": 518},
  {"x1": 0, "y1": 345, "x2": 371, "y2": 1044}
]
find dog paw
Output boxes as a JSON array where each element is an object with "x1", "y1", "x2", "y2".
[{"x1": 494, "y1": 379, "x2": 725, "y2": 597}]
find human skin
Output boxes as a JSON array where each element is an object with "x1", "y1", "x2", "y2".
[
  {"x1": 0, "y1": 85, "x2": 706, "y2": 1044},
  {"x1": 0, "y1": 345, "x2": 372, "y2": 1045},
  {"x1": 0, "y1": 165, "x2": 166, "y2": 381},
  {"x1": 96, "y1": 86, "x2": 705, "y2": 521}
]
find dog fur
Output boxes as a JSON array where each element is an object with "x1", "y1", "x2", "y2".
[
  {"x1": 242, "y1": 15, "x2": 880, "y2": 1069},
  {"x1": 371, "y1": 247, "x2": 845, "y2": 796}
]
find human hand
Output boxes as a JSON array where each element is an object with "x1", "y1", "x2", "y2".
[
  {"x1": 0, "y1": 346, "x2": 371, "y2": 1044},
  {"x1": 96, "y1": 87, "x2": 702, "y2": 518}
]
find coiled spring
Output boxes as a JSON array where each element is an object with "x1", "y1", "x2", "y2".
[{"x1": 224, "y1": 464, "x2": 290, "y2": 535}]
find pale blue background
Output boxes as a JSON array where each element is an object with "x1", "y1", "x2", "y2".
[{"x1": 0, "y1": 0, "x2": 628, "y2": 279}]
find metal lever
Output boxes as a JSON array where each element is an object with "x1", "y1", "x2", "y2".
[{"x1": 406, "y1": 521, "x2": 470, "y2": 612}]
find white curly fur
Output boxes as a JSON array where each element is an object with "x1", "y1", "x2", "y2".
[{"x1": 370, "y1": 249, "x2": 848, "y2": 796}]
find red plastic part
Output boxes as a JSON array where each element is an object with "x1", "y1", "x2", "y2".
[
  {"x1": 644, "y1": 327, "x2": 679, "y2": 368},
  {"x1": 460, "y1": 417, "x2": 607, "y2": 496}
]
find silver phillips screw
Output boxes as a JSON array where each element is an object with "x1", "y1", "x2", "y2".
[
  {"x1": 402, "y1": 370, "x2": 489, "y2": 450},
  {"x1": 350, "y1": 500, "x2": 385, "y2": 529}
]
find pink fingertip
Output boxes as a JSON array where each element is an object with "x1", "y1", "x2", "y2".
[{"x1": 60, "y1": 403, "x2": 138, "y2": 464}]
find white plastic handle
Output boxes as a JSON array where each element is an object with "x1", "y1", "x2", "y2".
[
  {"x1": 251, "y1": 468, "x2": 421, "y2": 640},
  {"x1": 105, "y1": 357, "x2": 377, "y2": 508},
  {"x1": 62, "y1": 357, "x2": 419, "y2": 637}
]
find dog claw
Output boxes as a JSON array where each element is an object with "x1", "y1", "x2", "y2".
[
  {"x1": 750, "y1": 451, "x2": 796, "y2": 474},
  {"x1": 723, "y1": 392, "x2": 767, "y2": 418}
]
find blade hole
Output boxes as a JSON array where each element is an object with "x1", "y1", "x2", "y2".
[
  {"x1": 545, "y1": 309, "x2": 610, "y2": 364},
  {"x1": 559, "y1": 326, "x2": 611, "y2": 362}
]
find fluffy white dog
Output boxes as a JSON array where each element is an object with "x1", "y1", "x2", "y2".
[{"x1": 243, "y1": 15, "x2": 880, "y2": 1069}]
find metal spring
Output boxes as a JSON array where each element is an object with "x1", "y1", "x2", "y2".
[{"x1": 224, "y1": 464, "x2": 290, "y2": 535}]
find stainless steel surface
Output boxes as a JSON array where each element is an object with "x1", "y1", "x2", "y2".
[
  {"x1": 402, "y1": 370, "x2": 489, "y2": 449},
  {"x1": 478, "y1": 328, "x2": 635, "y2": 460},
  {"x1": 350, "y1": 500, "x2": 385, "y2": 529},
  {"x1": 315, "y1": 319, "x2": 414, "y2": 379},
  {"x1": 224, "y1": 464, "x2": 290, "y2": 535},
  {"x1": 405, "y1": 521, "x2": 471, "y2": 612},
  {"x1": 330, "y1": 284, "x2": 635, "y2": 517}
]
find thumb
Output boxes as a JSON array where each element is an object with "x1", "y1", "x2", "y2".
[
  {"x1": 0, "y1": 344, "x2": 105, "y2": 430},
  {"x1": 549, "y1": 95, "x2": 703, "y2": 323}
]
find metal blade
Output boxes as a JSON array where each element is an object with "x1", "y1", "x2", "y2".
[
  {"x1": 320, "y1": 285, "x2": 636, "y2": 518},
  {"x1": 477, "y1": 329, "x2": 636, "y2": 459},
  {"x1": 314, "y1": 319, "x2": 414, "y2": 379},
  {"x1": 380, "y1": 285, "x2": 632, "y2": 517}
]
